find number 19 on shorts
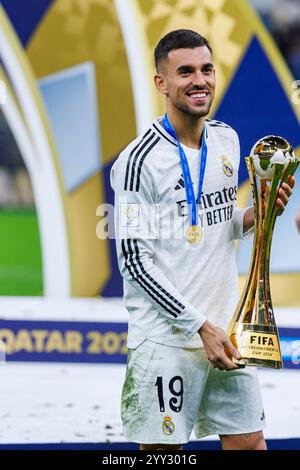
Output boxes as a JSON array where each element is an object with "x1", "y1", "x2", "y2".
[{"x1": 155, "y1": 376, "x2": 184, "y2": 413}]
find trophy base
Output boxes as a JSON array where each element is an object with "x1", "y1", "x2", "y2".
[{"x1": 230, "y1": 323, "x2": 283, "y2": 369}]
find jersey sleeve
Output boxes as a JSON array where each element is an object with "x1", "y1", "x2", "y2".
[
  {"x1": 111, "y1": 154, "x2": 207, "y2": 338},
  {"x1": 232, "y1": 130, "x2": 254, "y2": 240},
  {"x1": 233, "y1": 207, "x2": 253, "y2": 239}
]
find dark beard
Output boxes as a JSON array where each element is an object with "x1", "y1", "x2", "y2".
[{"x1": 176, "y1": 101, "x2": 211, "y2": 118}]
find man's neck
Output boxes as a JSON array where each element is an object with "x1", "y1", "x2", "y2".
[{"x1": 167, "y1": 107, "x2": 205, "y2": 150}]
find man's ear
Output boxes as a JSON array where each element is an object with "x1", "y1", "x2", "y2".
[{"x1": 154, "y1": 73, "x2": 168, "y2": 96}]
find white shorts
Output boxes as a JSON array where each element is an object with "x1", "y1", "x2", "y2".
[{"x1": 121, "y1": 340, "x2": 266, "y2": 444}]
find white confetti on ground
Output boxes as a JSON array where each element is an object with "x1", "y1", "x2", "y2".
[{"x1": 0, "y1": 361, "x2": 300, "y2": 444}]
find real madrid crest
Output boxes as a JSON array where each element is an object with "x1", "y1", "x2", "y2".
[
  {"x1": 221, "y1": 155, "x2": 234, "y2": 177},
  {"x1": 162, "y1": 416, "x2": 175, "y2": 436}
]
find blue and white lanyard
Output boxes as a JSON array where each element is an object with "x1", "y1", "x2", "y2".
[{"x1": 161, "y1": 113, "x2": 208, "y2": 227}]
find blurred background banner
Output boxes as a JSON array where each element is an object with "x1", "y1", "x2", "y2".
[{"x1": 0, "y1": 0, "x2": 299, "y2": 302}]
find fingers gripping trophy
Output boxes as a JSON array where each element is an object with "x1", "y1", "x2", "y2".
[{"x1": 228, "y1": 136, "x2": 299, "y2": 369}]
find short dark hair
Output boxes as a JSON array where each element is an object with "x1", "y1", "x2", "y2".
[{"x1": 154, "y1": 29, "x2": 212, "y2": 71}]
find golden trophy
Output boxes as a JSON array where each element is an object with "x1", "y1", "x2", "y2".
[{"x1": 228, "y1": 136, "x2": 299, "y2": 369}]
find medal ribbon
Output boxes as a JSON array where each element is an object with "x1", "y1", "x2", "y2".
[{"x1": 161, "y1": 113, "x2": 208, "y2": 227}]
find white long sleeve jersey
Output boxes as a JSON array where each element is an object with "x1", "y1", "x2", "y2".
[{"x1": 111, "y1": 117, "x2": 250, "y2": 349}]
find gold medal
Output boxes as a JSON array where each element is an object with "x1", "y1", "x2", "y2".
[{"x1": 186, "y1": 225, "x2": 203, "y2": 244}]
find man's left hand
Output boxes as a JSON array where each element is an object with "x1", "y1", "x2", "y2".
[{"x1": 276, "y1": 176, "x2": 295, "y2": 214}]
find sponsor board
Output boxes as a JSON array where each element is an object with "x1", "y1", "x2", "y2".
[
  {"x1": 0, "y1": 320, "x2": 300, "y2": 368},
  {"x1": 0, "y1": 320, "x2": 127, "y2": 363}
]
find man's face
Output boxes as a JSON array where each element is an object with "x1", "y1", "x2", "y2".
[{"x1": 156, "y1": 46, "x2": 216, "y2": 118}]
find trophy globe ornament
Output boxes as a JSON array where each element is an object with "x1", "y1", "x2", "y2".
[
  {"x1": 227, "y1": 135, "x2": 299, "y2": 369},
  {"x1": 251, "y1": 135, "x2": 295, "y2": 179}
]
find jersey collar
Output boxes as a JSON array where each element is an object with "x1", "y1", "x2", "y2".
[{"x1": 152, "y1": 117, "x2": 209, "y2": 147}]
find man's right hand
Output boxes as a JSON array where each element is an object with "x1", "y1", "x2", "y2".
[{"x1": 198, "y1": 320, "x2": 241, "y2": 371}]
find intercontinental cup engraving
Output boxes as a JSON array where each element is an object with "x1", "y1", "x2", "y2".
[{"x1": 228, "y1": 136, "x2": 299, "y2": 369}]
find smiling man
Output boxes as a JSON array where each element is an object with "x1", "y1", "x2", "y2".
[{"x1": 111, "y1": 29, "x2": 293, "y2": 450}]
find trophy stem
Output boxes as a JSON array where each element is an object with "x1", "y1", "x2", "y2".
[
  {"x1": 256, "y1": 179, "x2": 270, "y2": 326},
  {"x1": 263, "y1": 183, "x2": 281, "y2": 326},
  {"x1": 261, "y1": 161, "x2": 299, "y2": 326},
  {"x1": 228, "y1": 158, "x2": 259, "y2": 332}
]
